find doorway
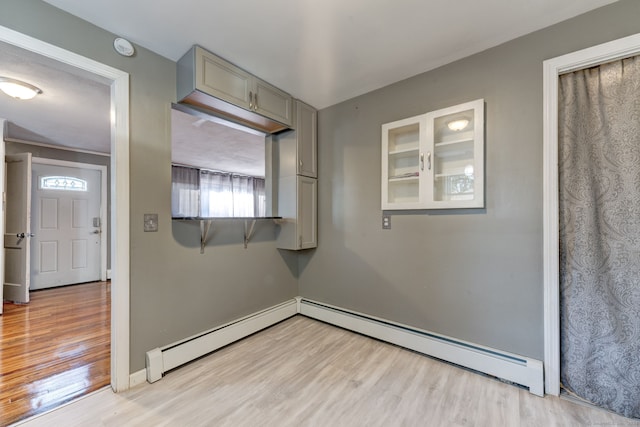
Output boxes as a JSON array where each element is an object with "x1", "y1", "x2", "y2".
[
  {"x1": 1, "y1": 150, "x2": 111, "y2": 424},
  {"x1": 0, "y1": 24, "x2": 130, "y2": 396},
  {"x1": 543, "y1": 33, "x2": 640, "y2": 397},
  {"x1": 30, "y1": 160, "x2": 107, "y2": 289}
]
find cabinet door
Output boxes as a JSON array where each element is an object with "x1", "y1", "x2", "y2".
[
  {"x1": 425, "y1": 99, "x2": 484, "y2": 209},
  {"x1": 254, "y1": 78, "x2": 293, "y2": 127},
  {"x1": 276, "y1": 175, "x2": 317, "y2": 250},
  {"x1": 381, "y1": 115, "x2": 427, "y2": 210},
  {"x1": 297, "y1": 176, "x2": 317, "y2": 249},
  {"x1": 296, "y1": 100, "x2": 317, "y2": 178},
  {"x1": 195, "y1": 47, "x2": 252, "y2": 110}
]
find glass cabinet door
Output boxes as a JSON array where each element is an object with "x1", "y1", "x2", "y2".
[
  {"x1": 427, "y1": 99, "x2": 484, "y2": 208},
  {"x1": 381, "y1": 115, "x2": 425, "y2": 210}
]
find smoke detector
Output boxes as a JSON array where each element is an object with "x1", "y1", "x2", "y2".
[{"x1": 113, "y1": 38, "x2": 135, "y2": 57}]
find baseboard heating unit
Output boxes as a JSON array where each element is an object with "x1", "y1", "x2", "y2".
[
  {"x1": 145, "y1": 299, "x2": 297, "y2": 383},
  {"x1": 145, "y1": 297, "x2": 543, "y2": 396},
  {"x1": 299, "y1": 298, "x2": 544, "y2": 396}
]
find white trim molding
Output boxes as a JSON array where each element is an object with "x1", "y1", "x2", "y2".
[
  {"x1": 0, "y1": 120, "x2": 6, "y2": 316},
  {"x1": 5, "y1": 137, "x2": 110, "y2": 157},
  {"x1": 0, "y1": 25, "x2": 131, "y2": 392},
  {"x1": 543, "y1": 32, "x2": 640, "y2": 396},
  {"x1": 129, "y1": 369, "x2": 148, "y2": 388}
]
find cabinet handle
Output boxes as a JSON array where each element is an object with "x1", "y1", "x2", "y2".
[
  {"x1": 254, "y1": 93, "x2": 258, "y2": 110},
  {"x1": 299, "y1": 235, "x2": 303, "y2": 248},
  {"x1": 249, "y1": 91, "x2": 253, "y2": 109},
  {"x1": 420, "y1": 153, "x2": 424, "y2": 171},
  {"x1": 427, "y1": 152, "x2": 431, "y2": 170}
]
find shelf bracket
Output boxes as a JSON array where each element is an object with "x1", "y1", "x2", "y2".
[
  {"x1": 200, "y1": 220, "x2": 213, "y2": 254},
  {"x1": 243, "y1": 219, "x2": 257, "y2": 249}
]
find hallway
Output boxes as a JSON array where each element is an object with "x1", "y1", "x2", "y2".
[{"x1": 0, "y1": 281, "x2": 110, "y2": 426}]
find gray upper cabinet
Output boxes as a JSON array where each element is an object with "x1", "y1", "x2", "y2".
[
  {"x1": 177, "y1": 46, "x2": 293, "y2": 133},
  {"x1": 254, "y1": 79, "x2": 293, "y2": 127},
  {"x1": 197, "y1": 49, "x2": 253, "y2": 109},
  {"x1": 295, "y1": 100, "x2": 317, "y2": 178},
  {"x1": 277, "y1": 100, "x2": 317, "y2": 178}
]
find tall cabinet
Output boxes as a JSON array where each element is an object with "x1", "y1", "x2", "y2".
[
  {"x1": 276, "y1": 100, "x2": 318, "y2": 250},
  {"x1": 382, "y1": 99, "x2": 484, "y2": 210}
]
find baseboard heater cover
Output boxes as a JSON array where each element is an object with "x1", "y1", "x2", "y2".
[
  {"x1": 299, "y1": 298, "x2": 544, "y2": 396},
  {"x1": 145, "y1": 299, "x2": 298, "y2": 383}
]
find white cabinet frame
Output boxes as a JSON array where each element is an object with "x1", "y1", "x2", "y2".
[{"x1": 382, "y1": 99, "x2": 484, "y2": 210}]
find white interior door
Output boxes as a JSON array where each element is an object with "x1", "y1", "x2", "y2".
[
  {"x1": 30, "y1": 163, "x2": 101, "y2": 289},
  {"x1": 3, "y1": 152, "x2": 32, "y2": 304}
]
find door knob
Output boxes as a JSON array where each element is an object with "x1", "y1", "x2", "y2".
[
  {"x1": 16, "y1": 232, "x2": 34, "y2": 238},
  {"x1": 92, "y1": 230, "x2": 101, "y2": 234}
]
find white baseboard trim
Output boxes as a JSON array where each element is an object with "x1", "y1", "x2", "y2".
[
  {"x1": 106, "y1": 269, "x2": 112, "y2": 280},
  {"x1": 299, "y1": 298, "x2": 544, "y2": 396},
  {"x1": 129, "y1": 369, "x2": 147, "y2": 388},
  {"x1": 145, "y1": 299, "x2": 298, "y2": 383}
]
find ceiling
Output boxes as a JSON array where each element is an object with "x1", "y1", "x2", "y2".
[
  {"x1": 0, "y1": 40, "x2": 111, "y2": 152},
  {"x1": 1, "y1": 0, "x2": 617, "y2": 175},
  {"x1": 42, "y1": 0, "x2": 616, "y2": 109},
  {"x1": 171, "y1": 108, "x2": 266, "y2": 177}
]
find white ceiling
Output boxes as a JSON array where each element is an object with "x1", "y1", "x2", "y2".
[
  {"x1": 0, "y1": 0, "x2": 617, "y2": 175},
  {"x1": 0, "y1": 40, "x2": 111, "y2": 152},
  {"x1": 42, "y1": 0, "x2": 616, "y2": 109}
]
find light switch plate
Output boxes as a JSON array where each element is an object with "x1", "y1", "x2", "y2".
[
  {"x1": 382, "y1": 214, "x2": 391, "y2": 230},
  {"x1": 144, "y1": 213, "x2": 158, "y2": 232}
]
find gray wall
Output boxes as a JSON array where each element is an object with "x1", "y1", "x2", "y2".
[
  {"x1": 1, "y1": 0, "x2": 298, "y2": 372},
  {"x1": 299, "y1": 0, "x2": 640, "y2": 359}
]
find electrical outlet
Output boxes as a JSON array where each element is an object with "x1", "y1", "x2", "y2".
[
  {"x1": 144, "y1": 213, "x2": 158, "y2": 232},
  {"x1": 382, "y1": 214, "x2": 391, "y2": 230}
]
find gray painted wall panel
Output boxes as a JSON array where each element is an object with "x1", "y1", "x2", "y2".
[{"x1": 299, "y1": 0, "x2": 640, "y2": 359}]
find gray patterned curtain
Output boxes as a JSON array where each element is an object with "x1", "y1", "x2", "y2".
[{"x1": 559, "y1": 56, "x2": 640, "y2": 419}]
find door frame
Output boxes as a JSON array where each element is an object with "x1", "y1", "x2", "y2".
[
  {"x1": 0, "y1": 120, "x2": 5, "y2": 314},
  {"x1": 543, "y1": 32, "x2": 640, "y2": 396},
  {"x1": 0, "y1": 26, "x2": 131, "y2": 391},
  {"x1": 32, "y1": 157, "x2": 109, "y2": 283}
]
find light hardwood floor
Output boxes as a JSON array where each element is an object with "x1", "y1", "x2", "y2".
[
  {"x1": 13, "y1": 316, "x2": 640, "y2": 427},
  {"x1": 1, "y1": 282, "x2": 110, "y2": 426}
]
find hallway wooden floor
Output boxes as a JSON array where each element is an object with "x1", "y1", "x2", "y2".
[
  {"x1": 1, "y1": 281, "x2": 110, "y2": 426},
  {"x1": 14, "y1": 315, "x2": 640, "y2": 427}
]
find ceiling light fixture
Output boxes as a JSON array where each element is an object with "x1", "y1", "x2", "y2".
[
  {"x1": 447, "y1": 118, "x2": 469, "y2": 131},
  {"x1": 0, "y1": 77, "x2": 42, "y2": 100}
]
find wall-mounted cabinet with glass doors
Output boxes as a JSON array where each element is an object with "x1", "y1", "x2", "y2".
[{"x1": 381, "y1": 99, "x2": 484, "y2": 210}]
